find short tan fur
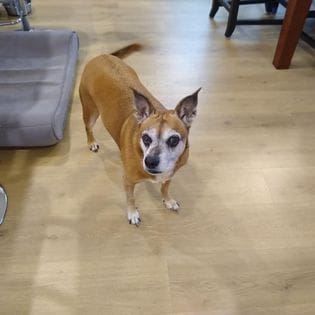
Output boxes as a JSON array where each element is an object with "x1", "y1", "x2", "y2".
[{"x1": 79, "y1": 44, "x2": 201, "y2": 225}]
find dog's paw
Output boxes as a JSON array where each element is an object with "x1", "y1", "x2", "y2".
[
  {"x1": 163, "y1": 199, "x2": 180, "y2": 211},
  {"x1": 89, "y1": 142, "x2": 100, "y2": 153},
  {"x1": 128, "y1": 210, "x2": 141, "y2": 226}
]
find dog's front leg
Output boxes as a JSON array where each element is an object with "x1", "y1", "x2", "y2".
[
  {"x1": 161, "y1": 180, "x2": 180, "y2": 211},
  {"x1": 123, "y1": 177, "x2": 141, "y2": 225}
]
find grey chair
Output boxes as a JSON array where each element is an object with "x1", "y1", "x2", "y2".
[
  {"x1": 209, "y1": 0, "x2": 315, "y2": 47},
  {"x1": 209, "y1": 0, "x2": 287, "y2": 37},
  {"x1": 0, "y1": 30, "x2": 79, "y2": 147},
  {"x1": 0, "y1": 1, "x2": 79, "y2": 227},
  {"x1": 0, "y1": 1, "x2": 79, "y2": 147}
]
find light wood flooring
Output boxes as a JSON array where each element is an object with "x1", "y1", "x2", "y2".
[{"x1": 1, "y1": 0, "x2": 315, "y2": 314}]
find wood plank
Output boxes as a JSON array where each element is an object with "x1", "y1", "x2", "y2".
[{"x1": 273, "y1": 0, "x2": 312, "y2": 69}]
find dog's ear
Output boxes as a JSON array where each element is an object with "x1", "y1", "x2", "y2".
[
  {"x1": 132, "y1": 89, "x2": 153, "y2": 123},
  {"x1": 175, "y1": 88, "x2": 201, "y2": 128}
]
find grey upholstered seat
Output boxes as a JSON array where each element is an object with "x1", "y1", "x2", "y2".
[{"x1": 0, "y1": 30, "x2": 79, "y2": 147}]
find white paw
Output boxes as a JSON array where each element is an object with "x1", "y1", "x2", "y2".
[
  {"x1": 163, "y1": 199, "x2": 180, "y2": 211},
  {"x1": 128, "y1": 210, "x2": 141, "y2": 226},
  {"x1": 89, "y1": 142, "x2": 99, "y2": 152}
]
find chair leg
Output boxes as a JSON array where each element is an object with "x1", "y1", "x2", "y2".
[
  {"x1": 209, "y1": 0, "x2": 221, "y2": 18},
  {"x1": 15, "y1": 0, "x2": 31, "y2": 30},
  {"x1": 21, "y1": 15, "x2": 31, "y2": 31},
  {"x1": 265, "y1": 0, "x2": 279, "y2": 14},
  {"x1": 225, "y1": 0, "x2": 240, "y2": 37}
]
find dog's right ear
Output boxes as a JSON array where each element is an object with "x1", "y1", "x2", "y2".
[{"x1": 131, "y1": 89, "x2": 153, "y2": 123}]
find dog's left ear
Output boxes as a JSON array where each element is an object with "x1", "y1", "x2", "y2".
[
  {"x1": 132, "y1": 89, "x2": 154, "y2": 123},
  {"x1": 175, "y1": 88, "x2": 201, "y2": 128}
]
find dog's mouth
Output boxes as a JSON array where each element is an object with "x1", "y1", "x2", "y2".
[{"x1": 145, "y1": 169, "x2": 162, "y2": 175}]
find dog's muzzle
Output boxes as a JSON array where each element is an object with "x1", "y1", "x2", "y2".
[{"x1": 144, "y1": 155, "x2": 161, "y2": 174}]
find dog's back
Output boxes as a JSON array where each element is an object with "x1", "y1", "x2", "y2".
[{"x1": 79, "y1": 45, "x2": 164, "y2": 146}]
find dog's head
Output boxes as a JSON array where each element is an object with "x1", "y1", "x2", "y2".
[{"x1": 132, "y1": 88, "x2": 201, "y2": 176}]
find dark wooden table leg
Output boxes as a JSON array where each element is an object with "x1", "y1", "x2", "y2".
[
  {"x1": 225, "y1": 0, "x2": 240, "y2": 37},
  {"x1": 209, "y1": 0, "x2": 220, "y2": 18},
  {"x1": 273, "y1": 0, "x2": 312, "y2": 69}
]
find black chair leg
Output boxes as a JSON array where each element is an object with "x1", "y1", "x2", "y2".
[
  {"x1": 209, "y1": 0, "x2": 221, "y2": 18},
  {"x1": 15, "y1": 0, "x2": 31, "y2": 30},
  {"x1": 265, "y1": 0, "x2": 279, "y2": 14},
  {"x1": 225, "y1": 0, "x2": 240, "y2": 37},
  {"x1": 21, "y1": 15, "x2": 31, "y2": 31}
]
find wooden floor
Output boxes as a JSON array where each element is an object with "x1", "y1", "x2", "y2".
[{"x1": 1, "y1": 1, "x2": 315, "y2": 314}]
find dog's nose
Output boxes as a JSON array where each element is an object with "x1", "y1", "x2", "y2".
[{"x1": 145, "y1": 155, "x2": 160, "y2": 169}]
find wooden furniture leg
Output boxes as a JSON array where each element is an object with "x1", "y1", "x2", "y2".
[
  {"x1": 225, "y1": 0, "x2": 240, "y2": 37},
  {"x1": 265, "y1": 0, "x2": 279, "y2": 14},
  {"x1": 209, "y1": 0, "x2": 220, "y2": 18},
  {"x1": 273, "y1": 0, "x2": 312, "y2": 69}
]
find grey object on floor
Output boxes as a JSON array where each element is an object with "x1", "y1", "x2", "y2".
[
  {"x1": 0, "y1": 30, "x2": 79, "y2": 147},
  {"x1": 0, "y1": 185, "x2": 8, "y2": 225}
]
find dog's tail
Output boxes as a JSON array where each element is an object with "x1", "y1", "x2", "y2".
[{"x1": 110, "y1": 44, "x2": 142, "y2": 59}]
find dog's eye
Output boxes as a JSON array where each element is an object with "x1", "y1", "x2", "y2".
[
  {"x1": 167, "y1": 135, "x2": 180, "y2": 148},
  {"x1": 142, "y1": 134, "x2": 152, "y2": 147}
]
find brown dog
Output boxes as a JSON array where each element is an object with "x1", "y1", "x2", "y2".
[{"x1": 79, "y1": 44, "x2": 201, "y2": 225}]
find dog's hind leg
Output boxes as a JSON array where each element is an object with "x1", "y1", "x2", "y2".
[{"x1": 80, "y1": 86, "x2": 100, "y2": 152}]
